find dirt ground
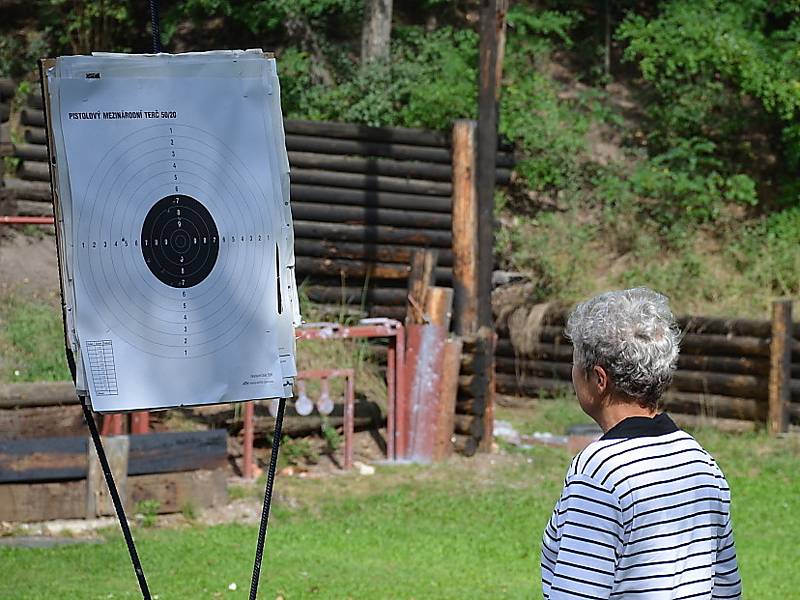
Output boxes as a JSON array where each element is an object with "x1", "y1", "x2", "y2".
[{"x1": 0, "y1": 227, "x2": 61, "y2": 302}]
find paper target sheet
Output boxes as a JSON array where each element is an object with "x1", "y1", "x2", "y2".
[{"x1": 45, "y1": 50, "x2": 299, "y2": 412}]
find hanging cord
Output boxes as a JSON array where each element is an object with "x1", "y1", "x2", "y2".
[
  {"x1": 249, "y1": 396, "x2": 287, "y2": 600},
  {"x1": 80, "y1": 396, "x2": 152, "y2": 599},
  {"x1": 149, "y1": 0, "x2": 162, "y2": 53}
]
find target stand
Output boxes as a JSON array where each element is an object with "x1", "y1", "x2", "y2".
[{"x1": 40, "y1": 50, "x2": 299, "y2": 600}]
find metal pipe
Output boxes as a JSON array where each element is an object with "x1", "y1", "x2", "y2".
[
  {"x1": 0, "y1": 216, "x2": 54, "y2": 225},
  {"x1": 243, "y1": 401, "x2": 255, "y2": 479}
]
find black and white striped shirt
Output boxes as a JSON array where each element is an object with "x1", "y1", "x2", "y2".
[{"x1": 541, "y1": 413, "x2": 741, "y2": 599}]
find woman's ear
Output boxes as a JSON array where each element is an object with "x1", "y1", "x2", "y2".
[{"x1": 592, "y1": 365, "x2": 610, "y2": 396}]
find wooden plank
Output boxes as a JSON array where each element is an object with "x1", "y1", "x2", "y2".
[
  {"x1": 86, "y1": 435, "x2": 129, "y2": 517},
  {"x1": 768, "y1": 299, "x2": 792, "y2": 434},
  {"x1": 0, "y1": 480, "x2": 87, "y2": 522},
  {"x1": 303, "y1": 285, "x2": 408, "y2": 306},
  {"x1": 433, "y1": 337, "x2": 463, "y2": 461},
  {"x1": 451, "y1": 120, "x2": 479, "y2": 336},
  {"x1": 670, "y1": 413, "x2": 758, "y2": 433},
  {"x1": 128, "y1": 469, "x2": 227, "y2": 513},
  {"x1": 293, "y1": 219, "x2": 452, "y2": 247},
  {"x1": 0, "y1": 405, "x2": 85, "y2": 440},
  {"x1": 127, "y1": 430, "x2": 227, "y2": 475},
  {"x1": 0, "y1": 436, "x2": 86, "y2": 482},
  {"x1": 406, "y1": 250, "x2": 438, "y2": 324}
]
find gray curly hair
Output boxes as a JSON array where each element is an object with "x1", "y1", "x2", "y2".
[{"x1": 565, "y1": 287, "x2": 680, "y2": 408}]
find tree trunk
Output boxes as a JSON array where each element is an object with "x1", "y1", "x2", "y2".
[{"x1": 361, "y1": 0, "x2": 393, "y2": 64}]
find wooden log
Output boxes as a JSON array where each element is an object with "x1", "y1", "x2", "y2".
[
  {"x1": 769, "y1": 300, "x2": 792, "y2": 434},
  {"x1": 0, "y1": 78, "x2": 14, "y2": 99},
  {"x1": 291, "y1": 201, "x2": 452, "y2": 229},
  {"x1": 293, "y1": 219, "x2": 452, "y2": 247},
  {"x1": 660, "y1": 392, "x2": 765, "y2": 422},
  {"x1": 13, "y1": 143, "x2": 48, "y2": 162},
  {"x1": 285, "y1": 133, "x2": 453, "y2": 163},
  {"x1": 303, "y1": 285, "x2": 407, "y2": 305},
  {"x1": 284, "y1": 118, "x2": 450, "y2": 147},
  {"x1": 295, "y1": 256, "x2": 410, "y2": 280},
  {"x1": 489, "y1": 357, "x2": 572, "y2": 380},
  {"x1": 3, "y1": 177, "x2": 52, "y2": 202},
  {"x1": 17, "y1": 160, "x2": 51, "y2": 182},
  {"x1": 12, "y1": 199, "x2": 53, "y2": 217},
  {"x1": 670, "y1": 413, "x2": 758, "y2": 433},
  {"x1": 433, "y1": 337, "x2": 463, "y2": 461},
  {"x1": 676, "y1": 354, "x2": 770, "y2": 376},
  {"x1": 24, "y1": 127, "x2": 48, "y2": 145},
  {"x1": 456, "y1": 395, "x2": 486, "y2": 416},
  {"x1": 0, "y1": 480, "x2": 87, "y2": 522},
  {"x1": 493, "y1": 373, "x2": 572, "y2": 397},
  {"x1": 454, "y1": 414, "x2": 484, "y2": 438},
  {"x1": 681, "y1": 333, "x2": 771, "y2": 358},
  {"x1": 453, "y1": 433, "x2": 478, "y2": 457},
  {"x1": 0, "y1": 436, "x2": 87, "y2": 482},
  {"x1": 0, "y1": 124, "x2": 12, "y2": 157},
  {"x1": 128, "y1": 469, "x2": 227, "y2": 513},
  {"x1": 249, "y1": 415, "x2": 378, "y2": 437},
  {"x1": 0, "y1": 405, "x2": 85, "y2": 440},
  {"x1": 289, "y1": 150, "x2": 453, "y2": 182},
  {"x1": 452, "y1": 119, "x2": 479, "y2": 336},
  {"x1": 0, "y1": 381, "x2": 78, "y2": 408},
  {"x1": 406, "y1": 250, "x2": 438, "y2": 324},
  {"x1": 678, "y1": 315, "x2": 771, "y2": 338},
  {"x1": 290, "y1": 183, "x2": 452, "y2": 212},
  {"x1": 21, "y1": 108, "x2": 45, "y2": 127},
  {"x1": 290, "y1": 167, "x2": 452, "y2": 196},
  {"x1": 493, "y1": 339, "x2": 573, "y2": 361},
  {"x1": 671, "y1": 370, "x2": 768, "y2": 400},
  {"x1": 0, "y1": 102, "x2": 9, "y2": 122},
  {"x1": 26, "y1": 91, "x2": 44, "y2": 109},
  {"x1": 294, "y1": 238, "x2": 453, "y2": 267},
  {"x1": 425, "y1": 286, "x2": 455, "y2": 331}
]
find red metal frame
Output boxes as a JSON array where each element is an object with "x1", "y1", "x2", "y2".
[
  {"x1": 242, "y1": 368, "x2": 357, "y2": 479},
  {"x1": 296, "y1": 318, "x2": 406, "y2": 460}
]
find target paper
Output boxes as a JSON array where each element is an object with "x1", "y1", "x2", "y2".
[{"x1": 45, "y1": 51, "x2": 299, "y2": 412}]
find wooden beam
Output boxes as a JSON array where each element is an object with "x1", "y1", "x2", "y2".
[
  {"x1": 768, "y1": 299, "x2": 793, "y2": 434},
  {"x1": 433, "y1": 337, "x2": 463, "y2": 461},
  {"x1": 0, "y1": 480, "x2": 87, "y2": 521},
  {"x1": 293, "y1": 219, "x2": 452, "y2": 248},
  {"x1": 292, "y1": 201, "x2": 452, "y2": 230},
  {"x1": 290, "y1": 183, "x2": 452, "y2": 213},
  {"x1": 425, "y1": 287, "x2": 455, "y2": 331},
  {"x1": 0, "y1": 405, "x2": 84, "y2": 441},
  {"x1": 86, "y1": 435, "x2": 129, "y2": 517},
  {"x1": 406, "y1": 250, "x2": 438, "y2": 324},
  {"x1": 128, "y1": 469, "x2": 227, "y2": 513},
  {"x1": 451, "y1": 119, "x2": 479, "y2": 336}
]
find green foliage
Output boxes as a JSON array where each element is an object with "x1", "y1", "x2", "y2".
[
  {"x1": 135, "y1": 499, "x2": 161, "y2": 528},
  {"x1": 320, "y1": 417, "x2": 342, "y2": 453},
  {"x1": 281, "y1": 435, "x2": 319, "y2": 466},
  {"x1": 280, "y1": 26, "x2": 478, "y2": 129},
  {"x1": 0, "y1": 31, "x2": 49, "y2": 78}
]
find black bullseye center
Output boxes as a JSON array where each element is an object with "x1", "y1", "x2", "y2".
[{"x1": 141, "y1": 195, "x2": 219, "y2": 288}]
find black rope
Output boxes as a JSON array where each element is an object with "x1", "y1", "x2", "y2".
[
  {"x1": 80, "y1": 397, "x2": 152, "y2": 599},
  {"x1": 249, "y1": 397, "x2": 287, "y2": 600},
  {"x1": 149, "y1": 0, "x2": 162, "y2": 53}
]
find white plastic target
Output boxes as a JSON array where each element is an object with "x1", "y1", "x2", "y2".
[{"x1": 46, "y1": 51, "x2": 298, "y2": 412}]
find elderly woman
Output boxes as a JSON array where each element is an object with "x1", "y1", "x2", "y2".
[{"x1": 541, "y1": 288, "x2": 742, "y2": 600}]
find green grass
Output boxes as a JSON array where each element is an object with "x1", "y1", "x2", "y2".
[
  {"x1": 1, "y1": 399, "x2": 797, "y2": 599},
  {"x1": 0, "y1": 295, "x2": 70, "y2": 382}
]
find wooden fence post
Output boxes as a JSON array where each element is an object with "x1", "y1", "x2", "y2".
[
  {"x1": 768, "y1": 299, "x2": 792, "y2": 434},
  {"x1": 451, "y1": 119, "x2": 478, "y2": 337}
]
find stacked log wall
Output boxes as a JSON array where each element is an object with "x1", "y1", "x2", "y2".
[{"x1": 458, "y1": 308, "x2": 800, "y2": 429}]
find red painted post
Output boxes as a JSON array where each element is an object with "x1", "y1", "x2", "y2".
[
  {"x1": 130, "y1": 411, "x2": 149, "y2": 434},
  {"x1": 394, "y1": 323, "x2": 407, "y2": 459},
  {"x1": 243, "y1": 401, "x2": 255, "y2": 479},
  {"x1": 386, "y1": 344, "x2": 396, "y2": 460}
]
